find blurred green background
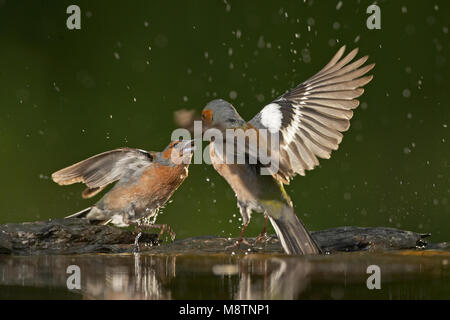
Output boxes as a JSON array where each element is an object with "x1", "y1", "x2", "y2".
[{"x1": 0, "y1": 0, "x2": 448, "y2": 241}]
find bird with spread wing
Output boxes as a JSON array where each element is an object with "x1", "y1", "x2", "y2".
[
  {"x1": 52, "y1": 140, "x2": 195, "y2": 241},
  {"x1": 199, "y1": 46, "x2": 374, "y2": 255}
]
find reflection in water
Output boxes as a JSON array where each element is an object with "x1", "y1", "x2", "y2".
[
  {"x1": 0, "y1": 251, "x2": 449, "y2": 299},
  {"x1": 83, "y1": 254, "x2": 176, "y2": 299},
  {"x1": 236, "y1": 257, "x2": 312, "y2": 299}
]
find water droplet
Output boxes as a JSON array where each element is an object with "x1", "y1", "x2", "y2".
[{"x1": 402, "y1": 89, "x2": 411, "y2": 98}]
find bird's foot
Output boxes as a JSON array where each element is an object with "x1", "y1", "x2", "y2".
[
  {"x1": 151, "y1": 224, "x2": 176, "y2": 242},
  {"x1": 133, "y1": 222, "x2": 176, "y2": 245},
  {"x1": 254, "y1": 215, "x2": 269, "y2": 245},
  {"x1": 225, "y1": 237, "x2": 251, "y2": 251},
  {"x1": 254, "y1": 232, "x2": 270, "y2": 244}
]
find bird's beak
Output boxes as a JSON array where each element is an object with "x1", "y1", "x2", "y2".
[{"x1": 176, "y1": 139, "x2": 196, "y2": 154}]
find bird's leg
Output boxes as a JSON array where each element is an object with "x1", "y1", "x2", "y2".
[
  {"x1": 134, "y1": 222, "x2": 176, "y2": 242},
  {"x1": 133, "y1": 207, "x2": 176, "y2": 244},
  {"x1": 255, "y1": 215, "x2": 270, "y2": 244},
  {"x1": 132, "y1": 212, "x2": 159, "y2": 251},
  {"x1": 226, "y1": 202, "x2": 253, "y2": 250},
  {"x1": 151, "y1": 224, "x2": 176, "y2": 241},
  {"x1": 133, "y1": 224, "x2": 176, "y2": 251},
  {"x1": 226, "y1": 220, "x2": 251, "y2": 251}
]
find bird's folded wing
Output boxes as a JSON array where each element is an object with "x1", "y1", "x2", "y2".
[
  {"x1": 248, "y1": 45, "x2": 375, "y2": 184},
  {"x1": 51, "y1": 148, "x2": 154, "y2": 193}
]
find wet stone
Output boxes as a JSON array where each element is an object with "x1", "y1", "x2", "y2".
[{"x1": 0, "y1": 218, "x2": 433, "y2": 256}]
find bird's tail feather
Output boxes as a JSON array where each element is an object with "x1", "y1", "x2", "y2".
[
  {"x1": 268, "y1": 204, "x2": 322, "y2": 255},
  {"x1": 65, "y1": 207, "x2": 92, "y2": 219}
]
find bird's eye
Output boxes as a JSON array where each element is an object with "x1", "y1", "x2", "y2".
[{"x1": 202, "y1": 109, "x2": 213, "y2": 122}]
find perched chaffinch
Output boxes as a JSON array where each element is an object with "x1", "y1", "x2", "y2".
[
  {"x1": 201, "y1": 46, "x2": 374, "y2": 255},
  {"x1": 51, "y1": 140, "x2": 195, "y2": 238}
]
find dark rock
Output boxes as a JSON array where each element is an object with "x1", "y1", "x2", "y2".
[
  {"x1": 0, "y1": 218, "x2": 159, "y2": 255},
  {"x1": 0, "y1": 218, "x2": 433, "y2": 255},
  {"x1": 311, "y1": 226, "x2": 431, "y2": 253}
]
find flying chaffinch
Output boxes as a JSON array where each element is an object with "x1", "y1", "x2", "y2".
[{"x1": 201, "y1": 46, "x2": 374, "y2": 255}]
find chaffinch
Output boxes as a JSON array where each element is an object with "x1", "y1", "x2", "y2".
[
  {"x1": 52, "y1": 140, "x2": 195, "y2": 239},
  {"x1": 201, "y1": 46, "x2": 374, "y2": 255}
]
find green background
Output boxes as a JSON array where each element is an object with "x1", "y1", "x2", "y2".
[{"x1": 0, "y1": 0, "x2": 448, "y2": 241}]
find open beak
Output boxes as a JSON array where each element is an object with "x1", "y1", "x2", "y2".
[{"x1": 176, "y1": 139, "x2": 196, "y2": 154}]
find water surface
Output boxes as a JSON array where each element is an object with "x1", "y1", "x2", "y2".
[{"x1": 1, "y1": 250, "x2": 449, "y2": 299}]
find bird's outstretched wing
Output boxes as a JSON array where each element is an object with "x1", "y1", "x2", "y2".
[
  {"x1": 52, "y1": 148, "x2": 154, "y2": 198},
  {"x1": 249, "y1": 46, "x2": 374, "y2": 184}
]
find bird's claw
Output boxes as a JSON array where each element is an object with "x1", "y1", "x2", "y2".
[
  {"x1": 156, "y1": 224, "x2": 176, "y2": 242},
  {"x1": 133, "y1": 223, "x2": 176, "y2": 250},
  {"x1": 225, "y1": 238, "x2": 251, "y2": 251},
  {"x1": 254, "y1": 232, "x2": 270, "y2": 244}
]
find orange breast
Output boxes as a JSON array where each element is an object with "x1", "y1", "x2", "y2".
[{"x1": 104, "y1": 163, "x2": 189, "y2": 212}]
